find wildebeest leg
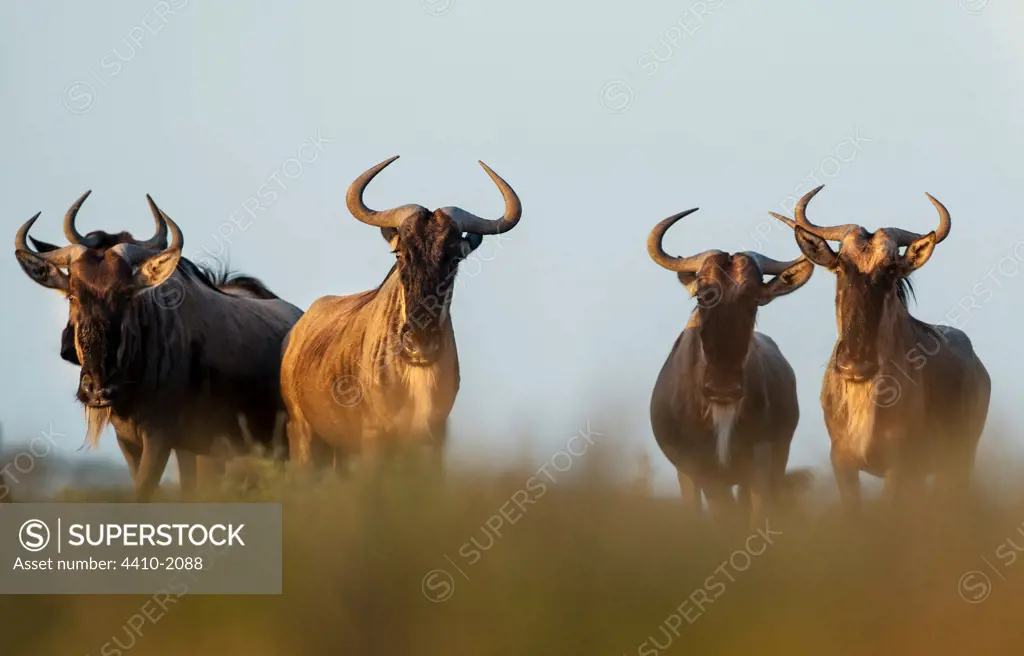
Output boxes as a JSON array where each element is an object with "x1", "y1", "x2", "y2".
[
  {"x1": 117, "y1": 434, "x2": 143, "y2": 481},
  {"x1": 427, "y1": 420, "x2": 448, "y2": 472},
  {"x1": 831, "y1": 449, "x2": 861, "y2": 517},
  {"x1": 177, "y1": 450, "x2": 197, "y2": 500},
  {"x1": 746, "y1": 443, "x2": 774, "y2": 530},
  {"x1": 736, "y1": 484, "x2": 751, "y2": 523},
  {"x1": 134, "y1": 435, "x2": 172, "y2": 503},
  {"x1": 881, "y1": 467, "x2": 911, "y2": 511},
  {"x1": 676, "y1": 470, "x2": 702, "y2": 516},
  {"x1": 309, "y1": 436, "x2": 335, "y2": 472},
  {"x1": 702, "y1": 478, "x2": 736, "y2": 524},
  {"x1": 286, "y1": 415, "x2": 315, "y2": 469},
  {"x1": 882, "y1": 445, "x2": 925, "y2": 511},
  {"x1": 935, "y1": 442, "x2": 978, "y2": 507},
  {"x1": 934, "y1": 413, "x2": 982, "y2": 507}
]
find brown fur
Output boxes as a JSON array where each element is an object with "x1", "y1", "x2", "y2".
[
  {"x1": 794, "y1": 225, "x2": 991, "y2": 511},
  {"x1": 650, "y1": 252, "x2": 814, "y2": 527},
  {"x1": 281, "y1": 209, "x2": 478, "y2": 470}
]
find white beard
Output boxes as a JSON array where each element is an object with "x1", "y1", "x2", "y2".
[
  {"x1": 837, "y1": 379, "x2": 876, "y2": 462},
  {"x1": 709, "y1": 403, "x2": 739, "y2": 467}
]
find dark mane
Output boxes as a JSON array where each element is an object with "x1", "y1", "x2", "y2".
[
  {"x1": 185, "y1": 258, "x2": 280, "y2": 300},
  {"x1": 897, "y1": 276, "x2": 916, "y2": 308}
]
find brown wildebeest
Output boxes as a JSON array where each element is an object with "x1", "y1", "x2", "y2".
[
  {"x1": 14, "y1": 195, "x2": 303, "y2": 501},
  {"x1": 281, "y1": 156, "x2": 520, "y2": 470},
  {"x1": 770, "y1": 186, "x2": 991, "y2": 512},
  {"x1": 647, "y1": 208, "x2": 815, "y2": 526}
]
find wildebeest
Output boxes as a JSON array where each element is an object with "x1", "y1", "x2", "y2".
[
  {"x1": 14, "y1": 195, "x2": 303, "y2": 501},
  {"x1": 280, "y1": 156, "x2": 520, "y2": 469},
  {"x1": 27, "y1": 191, "x2": 234, "y2": 494},
  {"x1": 770, "y1": 186, "x2": 991, "y2": 511},
  {"x1": 647, "y1": 208, "x2": 814, "y2": 525}
]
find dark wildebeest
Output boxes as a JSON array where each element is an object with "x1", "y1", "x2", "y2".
[
  {"x1": 647, "y1": 208, "x2": 815, "y2": 526},
  {"x1": 770, "y1": 186, "x2": 991, "y2": 512},
  {"x1": 30, "y1": 193, "x2": 275, "y2": 493},
  {"x1": 281, "y1": 156, "x2": 520, "y2": 469},
  {"x1": 14, "y1": 195, "x2": 303, "y2": 501},
  {"x1": 27, "y1": 192, "x2": 248, "y2": 494}
]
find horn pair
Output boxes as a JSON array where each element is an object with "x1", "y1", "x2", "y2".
[
  {"x1": 647, "y1": 208, "x2": 803, "y2": 276},
  {"x1": 768, "y1": 185, "x2": 951, "y2": 246},
  {"x1": 60, "y1": 190, "x2": 168, "y2": 250},
  {"x1": 14, "y1": 194, "x2": 182, "y2": 268},
  {"x1": 346, "y1": 156, "x2": 522, "y2": 235}
]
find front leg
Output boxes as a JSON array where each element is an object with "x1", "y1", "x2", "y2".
[
  {"x1": 287, "y1": 416, "x2": 315, "y2": 470},
  {"x1": 881, "y1": 445, "x2": 925, "y2": 512},
  {"x1": 831, "y1": 448, "x2": 862, "y2": 518},
  {"x1": 745, "y1": 442, "x2": 774, "y2": 530},
  {"x1": 116, "y1": 433, "x2": 143, "y2": 481},
  {"x1": 702, "y1": 477, "x2": 737, "y2": 525},
  {"x1": 426, "y1": 419, "x2": 448, "y2": 472},
  {"x1": 134, "y1": 433, "x2": 172, "y2": 503},
  {"x1": 676, "y1": 470, "x2": 703, "y2": 516}
]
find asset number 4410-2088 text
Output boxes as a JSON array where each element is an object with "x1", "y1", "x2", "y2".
[{"x1": 122, "y1": 557, "x2": 204, "y2": 570}]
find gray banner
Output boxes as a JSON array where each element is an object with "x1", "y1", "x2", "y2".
[{"x1": 0, "y1": 503, "x2": 281, "y2": 594}]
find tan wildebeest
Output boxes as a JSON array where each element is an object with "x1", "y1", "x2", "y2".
[
  {"x1": 770, "y1": 186, "x2": 991, "y2": 512},
  {"x1": 647, "y1": 208, "x2": 815, "y2": 526},
  {"x1": 281, "y1": 156, "x2": 521, "y2": 470},
  {"x1": 14, "y1": 195, "x2": 303, "y2": 501}
]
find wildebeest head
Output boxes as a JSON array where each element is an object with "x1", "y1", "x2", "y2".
[
  {"x1": 648, "y1": 208, "x2": 814, "y2": 404},
  {"x1": 15, "y1": 195, "x2": 183, "y2": 408},
  {"x1": 20, "y1": 191, "x2": 169, "y2": 367},
  {"x1": 770, "y1": 185, "x2": 948, "y2": 381},
  {"x1": 346, "y1": 156, "x2": 522, "y2": 364}
]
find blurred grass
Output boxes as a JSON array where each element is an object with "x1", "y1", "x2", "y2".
[{"x1": 3, "y1": 434, "x2": 1024, "y2": 655}]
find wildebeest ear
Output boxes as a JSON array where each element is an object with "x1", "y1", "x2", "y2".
[
  {"x1": 380, "y1": 227, "x2": 399, "y2": 250},
  {"x1": 29, "y1": 236, "x2": 61, "y2": 253},
  {"x1": 759, "y1": 259, "x2": 814, "y2": 306},
  {"x1": 463, "y1": 233, "x2": 483, "y2": 254},
  {"x1": 793, "y1": 226, "x2": 839, "y2": 270},
  {"x1": 677, "y1": 271, "x2": 699, "y2": 295},
  {"x1": 134, "y1": 249, "x2": 181, "y2": 290},
  {"x1": 901, "y1": 231, "x2": 937, "y2": 275},
  {"x1": 15, "y1": 250, "x2": 69, "y2": 292}
]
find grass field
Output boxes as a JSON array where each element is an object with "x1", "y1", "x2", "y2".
[{"x1": 2, "y1": 427, "x2": 1024, "y2": 656}]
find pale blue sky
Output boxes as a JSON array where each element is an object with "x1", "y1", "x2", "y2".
[{"x1": 2, "y1": 0, "x2": 1022, "y2": 493}]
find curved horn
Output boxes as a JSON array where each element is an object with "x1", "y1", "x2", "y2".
[
  {"x1": 879, "y1": 194, "x2": 952, "y2": 247},
  {"x1": 29, "y1": 236, "x2": 61, "y2": 253},
  {"x1": 15, "y1": 213, "x2": 41, "y2": 252},
  {"x1": 116, "y1": 196, "x2": 184, "y2": 266},
  {"x1": 443, "y1": 161, "x2": 522, "y2": 236},
  {"x1": 925, "y1": 192, "x2": 950, "y2": 243},
  {"x1": 137, "y1": 197, "x2": 169, "y2": 250},
  {"x1": 147, "y1": 196, "x2": 182, "y2": 250},
  {"x1": 346, "y1": 156, "x2": 424, "y2": 229},
  {"x1": 15, "y1": 213, "x2": 86, "y2": 266},
  {"x1": 646, "y1": 208, "x2": 718, "y2": 273},
  {"x1": 63, "y1": 190, "x2": 93, "y2": 245},
  {"x1": 770, "y1": 186, "x2": 857, "y2": 241},
  {"x1": 742, "y1": 251, "x2": 805, "y2": 276}
]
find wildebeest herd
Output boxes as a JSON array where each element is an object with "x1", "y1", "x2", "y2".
[{"x1": 12, "y1": 158, "x2": 991, "y2": 526}]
